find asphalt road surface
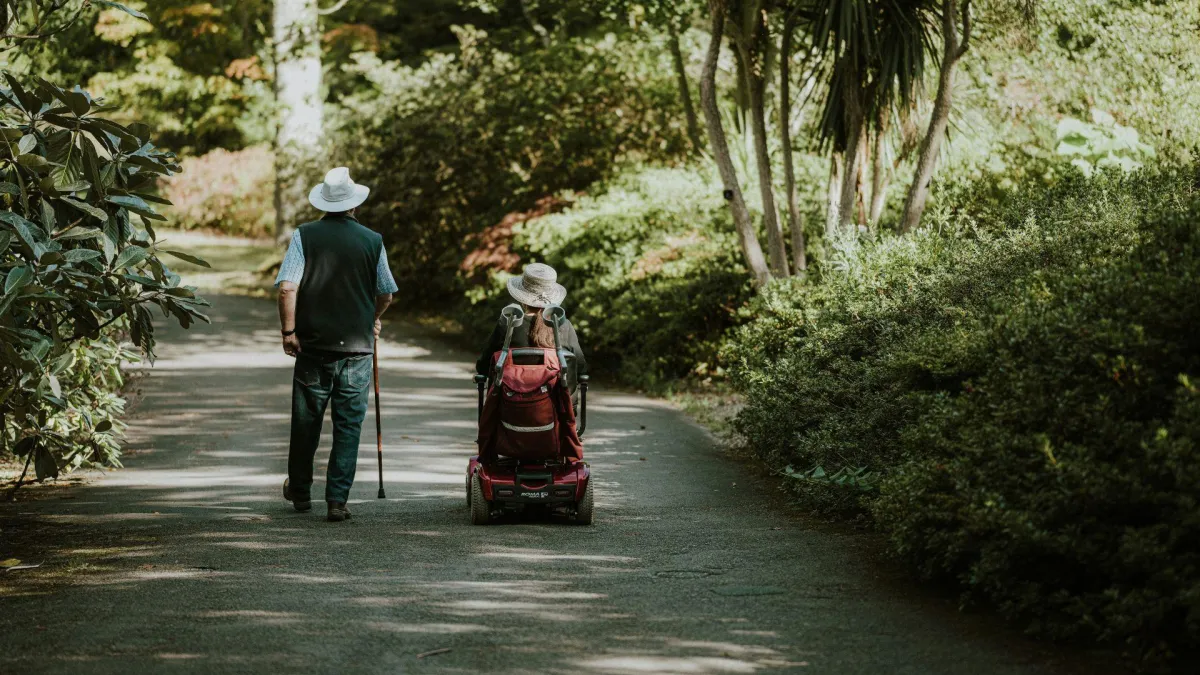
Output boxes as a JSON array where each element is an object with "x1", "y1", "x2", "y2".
[{"x1": 0, "y1": 295, "x2": 1106, "y2": 675}]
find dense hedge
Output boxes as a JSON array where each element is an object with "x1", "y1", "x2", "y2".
[
  {"x1": 334, "y1": 32, "x2": 688, "y2": 305},
  {"x1": 464, "y1": 166, "x2": 753, "y2": 388},
  {"x1": 726, "y1": 167, "x2": 1199, "y2": 665}
]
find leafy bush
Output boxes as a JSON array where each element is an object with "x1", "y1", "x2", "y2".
[
  {"x1": 726, "y1": 166, "x2": 1199, "y2": 664},
  {"x1": 1, "y1": 74, "x2": 208, "y2": 485},
  {"x1": 1055, "y1": 108, "x2": 1156, "y2": 177},
  {"x1": 333, "y1": 29, "x2": 689, "y2": 304},
  {"x1": 874, "y1": 199, "x2": 1200, "y2": 665},
  {"x1": 160, "y1": 145, "x2": 274, "y2": 238},
  {"x1": 466, "y1": 166, "x2": 752, "y2": 389}
]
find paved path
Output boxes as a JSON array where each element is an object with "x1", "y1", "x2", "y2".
[{"x1": 1, "y1": 295, "x2": 1097, "y2": 674}]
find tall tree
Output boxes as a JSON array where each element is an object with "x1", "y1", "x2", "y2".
[
  {"x1": 699, "y1": 0, "x2": 770, "y2": 286},
  {"x1": 727, "y1": 0, "x2": 789, "y2": 276},
  {"x1": 273, "y1": 0, "x2": 323, "y2": 241},
  {"x1": 803, "y1": 0, "x2": 933, "y2": 237},
  {"x1": 778, "y1": 3, "x2": 809, "y2": 273},
  {"x1": 899, "y1": 0, "x2": 970, "y2": 232},
  {"x1": 666, "y1": 19, "x2": 705, "y2": 154}
]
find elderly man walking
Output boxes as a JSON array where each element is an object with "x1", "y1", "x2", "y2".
[{"x1": 275, "y1": 167, "x2": 398, "y2": 522}]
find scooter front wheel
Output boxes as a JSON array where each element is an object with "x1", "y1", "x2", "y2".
[
  {"x1": 470, "y1": 474, "x2": 491, "y2": 526},
  {"x1": 574, "y1": 479, "x2": 594, "y2": 526}
]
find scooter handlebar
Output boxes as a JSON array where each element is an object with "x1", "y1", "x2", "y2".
[
  {"x1": 541, "y1": 305, "x2": 566, "y2": 327},
  {"x1": 501, "y1": 303, "x2": 525, "y2": 329}
]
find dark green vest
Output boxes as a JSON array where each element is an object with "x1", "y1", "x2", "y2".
[{"x1": 295, "y1": 213, "x2": 382, "y2": 354}]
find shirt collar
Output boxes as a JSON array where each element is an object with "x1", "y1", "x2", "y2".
[{"x1": 321, "y1": 212, "x2": 360, "y2": 223}]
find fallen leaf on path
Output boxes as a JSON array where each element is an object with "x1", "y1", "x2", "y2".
[{"x1": 416, "y1": 648, "x2": 451, "y2": 659}]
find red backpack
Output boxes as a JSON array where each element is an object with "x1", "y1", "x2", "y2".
[{"x1": 478, "y1": 347, "x2": 583, "y2": 462}]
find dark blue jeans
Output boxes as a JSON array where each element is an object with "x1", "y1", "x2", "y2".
[{"x1": 288, "y1": 351, "x2": 372, "y2": 504}]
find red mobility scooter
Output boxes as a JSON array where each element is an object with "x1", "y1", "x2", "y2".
[{"x1": 467, "y1": 304, "x2": 593, "y2": 525}]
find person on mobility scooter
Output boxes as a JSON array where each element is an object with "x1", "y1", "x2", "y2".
[{"x1": 468, "y1": 264, "x2": 593, "y2": 525}]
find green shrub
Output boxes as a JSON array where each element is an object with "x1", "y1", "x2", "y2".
[
  {"x1": 875, "y1": 200, "x2": 1200, "y2": 665},
  {"x1": 726, "y1": 166, "x2": 1199, "y2": 664},
  {"x1": 727, "y1": 170, "x2": 1181, "y2": 506},
  {"x1": 1, "y1": 74, "x2": 209, "y2": 484},
  {"x1": 160, "y1": 145, "x2": 274, "y2": 238},
  {"x1": 466, "y1": 165, "x2": 753, "y2": 389},
  {"x1": 333, "y1": 29, "x2": 689, "y2": 304}
]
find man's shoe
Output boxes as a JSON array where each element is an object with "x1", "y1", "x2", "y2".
[
  {"x1": 283, "y1": 479, "x2": 312, "y2": 513},
  {"x1": 327, "y1": 501, "x2": 352, "y2": 522}
]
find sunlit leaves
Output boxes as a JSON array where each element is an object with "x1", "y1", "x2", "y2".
[{"x1": 2, "y1": 71, "x2": 210, "y2": 484}]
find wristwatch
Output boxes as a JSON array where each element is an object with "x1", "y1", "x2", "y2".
[{"x1": 281, "y1": 329, "x2": 296, "y2": 337}]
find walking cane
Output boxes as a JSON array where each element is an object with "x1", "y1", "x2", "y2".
[{"x1": 373, "y1": 342, "x2": 385, "y2": 499}]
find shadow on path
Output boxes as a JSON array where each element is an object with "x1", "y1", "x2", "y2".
[{"x1": 0, "y1": 295, "x2": 1116, "y2": 675}]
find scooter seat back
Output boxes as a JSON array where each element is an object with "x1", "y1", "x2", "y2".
[{"x1": 489, "y1": 348, "x2": 563, "y2": 461}]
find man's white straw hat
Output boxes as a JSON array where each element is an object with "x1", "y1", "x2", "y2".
[
  {"x1": 308, "y1": 167, "x2": 370, "y2": 212},
  {"x1": 507, "y1": 263, "x2": 567, "y2": 308}
]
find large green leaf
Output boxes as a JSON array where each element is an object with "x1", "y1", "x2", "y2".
[
  {"x1": 17, "y1": 154, "x2": 50, "y2": 172},
  {"x1": 63, "y1": 91, "x2": 90, "y2": 117},
  {"x1": 5, "y1": 265, "x2": 33, "y2": 294},
  {"x1": 106, "y1": 194, "x2": 164, "y2": 221},
  {"x1": 61, "y1": 196, "x2": 109, "y2": 223},
  {"x1": 54, "y1": 226, "x2": 103, "y2": 240},
  {"x1": 93, "y1": 1, "x2": 150, "y2": 20},
  {"x1": 34, "y1": 445, "x2": 59, "y2": 480},
  {"x1": 55, "y1": 180, "x2": 91, "y2": 194},
  {"x1": 0, "y1": 211, "x2": 42, "y2": 249},
  {"x1": 4, "y1": 75, "x2": 43, "y2": 115},
  {"x1": 113, "y1": 245, "x2": 149, "y2": 270},
  {"x1": 161, "y1": 249, "x2": 211, "y2": 268},
  {"x1": 63, "y1": 249, "x2": 102, "y2": 263},
  {"x1": 52, "y1": 351, "x2": 75, "y2": 375}
]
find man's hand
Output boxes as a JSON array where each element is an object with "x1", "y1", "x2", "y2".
[
  {"x1": 374, "y1": 319, "x2": 382, "y2": 337},
  {"x1": 283, "y1": 334, "x2": 302, "y2": 357}
]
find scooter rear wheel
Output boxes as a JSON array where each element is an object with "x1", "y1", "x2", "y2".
[
  {"x1": 470, "y1": 474, "x2": 491, "y2": 525},
  {"x1": 575, "y1": 478, "x2": 594, "y2": 526}
]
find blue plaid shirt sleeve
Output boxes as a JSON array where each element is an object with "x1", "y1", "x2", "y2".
[
  {"x1": 275, "y1": 230, "x2": 305, "y2": 287},
  {"x1": 377, "y1": 248, "x2": 399, "y2": 295}
]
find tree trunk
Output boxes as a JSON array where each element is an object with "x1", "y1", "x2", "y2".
[
  {"x1": 868, "y1": 126, "x2": 888, "y2": 226},
  {"x1": 825, "y1": 153, "x2": 842, "y2": 239},
  {"x1": 273, "y1": 0, "x2": 323, "y2": 242},
  {"x1": 667, "y1": 21, "x2": 705, "y2": 154},
  {"x1": 779, "y1": 9, "x2": 805, "y2": 274},
  {"x1": 900, "y1": 0, "x2": 970, "y2": 233},
  {"x1": 700, "y1": 0, "x2": 770, "y2": 287},
  {"x1": 836, "y1": 106, "x2": 864, "y2": 235},
  {"x1": 739, "y1": 37, "x2": 788, "y2": 277},
  {"x1": 855, "y1": 130, "x2": 869, "y2": 227},
  {"x1": 731, "y1": 43, "x2": 749, "y2": 136}
]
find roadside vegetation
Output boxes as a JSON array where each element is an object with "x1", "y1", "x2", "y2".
[{"x1": 4, "y1": 0, "x2": 1198, "y2": 668}]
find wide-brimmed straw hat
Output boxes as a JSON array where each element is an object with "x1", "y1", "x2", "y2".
[
  {"x1": 308, "y1": 167, "x2": 370, "y2": 212},
  {"x1": 507, "y1": 263, "x2": 567, "y2": 308}
]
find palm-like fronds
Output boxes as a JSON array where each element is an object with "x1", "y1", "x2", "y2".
[{"x1": 801, "y1": 0, "x2": 938, "y2": 151}]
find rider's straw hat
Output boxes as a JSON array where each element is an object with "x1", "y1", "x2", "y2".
[
  {"x1": 507, "y1": 263, "x2": 567, "y2": 308},
  {"x1": 308, "y1": 167, "x2": 370, "y2": 212}
]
